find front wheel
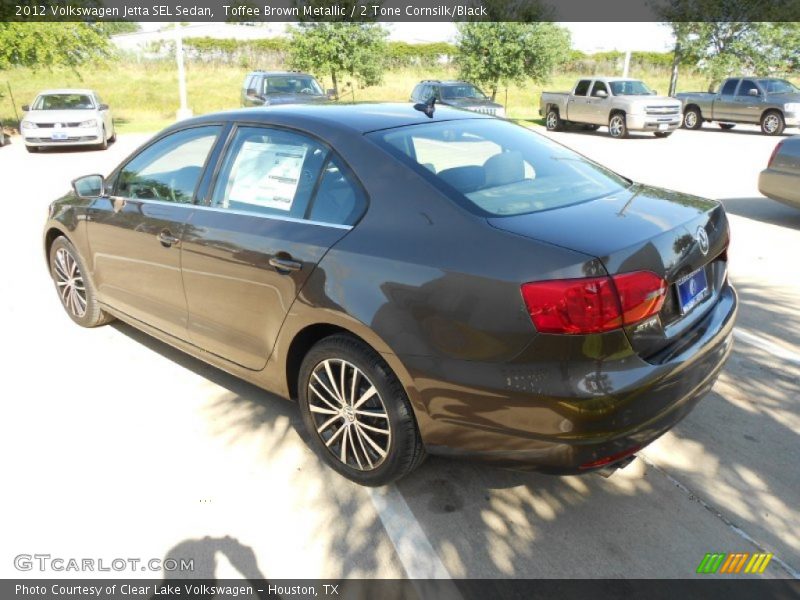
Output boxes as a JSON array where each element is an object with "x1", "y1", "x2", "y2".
[
  {"x1": 96, "y1": 127, "x2": 108, "y2": 150},
  {"x1": 545, "y1": 108, "x2": 563, "y2": 131},
  {"x1": 298, "y1": 335, "x2": 426, "y2": 486},
  {"x1": 761, "y1": 111, "x2": 785, "y2": 136},
  {"x1": 683, "y1": 107, "x2": 702, "y2": 130},
  {"x1": 49, "y1": 237, "x2": 114, "y2": 327},
  {"x1": 608, "y1": 113, "x2": 628, "y2": 138}
]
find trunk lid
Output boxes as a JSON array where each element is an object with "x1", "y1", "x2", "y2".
[{"x1": 489, "y1": 184, "x2": 730, "y2": 360}]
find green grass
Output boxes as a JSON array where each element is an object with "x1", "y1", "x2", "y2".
[{"x1": 1, "y1": 61, "x2": 790, "y2": 134}]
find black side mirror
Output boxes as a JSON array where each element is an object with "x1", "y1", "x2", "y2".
[
  {"x1": 98, "y1": 103, "x2": 109, "y2": 111},
  {"x1": 72, "y1": 174, "x2": 105, "y2": 199},
  {"x1": 21, "y1": 104, "x2": 30, "y2": 112}
]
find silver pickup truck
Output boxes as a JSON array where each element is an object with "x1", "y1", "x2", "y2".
[
  {"x1": 675, "y1": 78, "x2": 800, "y2": 135},
  {"x1": 540, "y1": 77, "x2": 682, "y2": 138}
]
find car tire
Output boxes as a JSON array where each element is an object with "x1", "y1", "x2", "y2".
[
  {"x1": 0, "y1": 131, "x2": 6, "y2": 146},
  {"x1": 718, "y1": 123, "x2": 736, "y2": 130},
  {"x1": 683, "y1": 106, "x2": 702, "y2": 130},
  {"x1": 298, "y1": 334, "x2": 426, "y2": 486},
  {"x1": 108, "y1": 129, "x2": 117, "y2": 143},
  {"x1": 97, "y1": 127, "x2": 108, "y2": 150},
  {"x1": 49, "y1": 236, "x2": 114, "y2": 328},
  {"x1": 545, "y1": 107, "x2": 563, "y2": 132},
  {"x1": 654, "y1": 131, "x2": 673, "y2": 138},
  {"x1": 608, "y1": 113, "x2": 628, "y2": 138},
  {"x1": 761, "y1": 111, "x2": 785, "y2": 136},
  {"x1": 25, "y1": 145, "x2": 38, "y2": 153}
]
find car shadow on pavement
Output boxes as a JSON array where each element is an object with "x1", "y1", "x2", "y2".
[{"x1": 720, "y1": 197, "x2": 800, "y2": 230}]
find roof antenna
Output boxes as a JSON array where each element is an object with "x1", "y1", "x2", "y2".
[{"x1": 414, "y1": 95, "x2": 436, "y2": 118}]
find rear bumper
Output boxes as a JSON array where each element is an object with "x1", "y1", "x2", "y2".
[
  {"x1": 759, "y1": 168, "x2": 800, "y2": 208},
  {"x1": 405, "y1": 284, "x2": 737, "y2": 473}
]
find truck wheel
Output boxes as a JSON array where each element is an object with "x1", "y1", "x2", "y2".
[
  {"x1": 761, "y1": 111, "x2": 785, "y2": 136},
  {"x1": 608, "y1": 113, "x2": 628, "y2": 138},
  {"x1": 718, "y1": 123, "x2": 735, "y2": 130},
  {"x1": 683, "y1": 107, "x2": 702, "y2": 130},
  {"x1": 545, "y1": 108, "x2": 563, "y2": 132}
]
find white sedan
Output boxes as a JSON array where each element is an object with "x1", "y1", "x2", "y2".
[{"x1": 21, "y1": 89, "x2": 115, "y2": 152}]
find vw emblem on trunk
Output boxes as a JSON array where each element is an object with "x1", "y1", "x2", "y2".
[{"x1": 696, "y1": 226, "x2": 709, "y2": 255}]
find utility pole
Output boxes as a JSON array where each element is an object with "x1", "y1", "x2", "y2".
[
  {"x1": 175, "y1": 23, "x2": 192, "y2": 121},
  {"x1": 622, "y1": 49, "x2": 631, "y2": 78}
]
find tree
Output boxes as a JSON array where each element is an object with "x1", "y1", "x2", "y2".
[
  {"x1": 659, "y1": 1, "x2": 800, "y2": 90},
  {"x1": 456, "y1": 23, "x2": 571, "y2": 101},
  {"x1": 0, "y1": 23, "x2": 112, "y2": 70},
  {"x1": 287, "y1": 23, "x2": 388, "y2": 98}
]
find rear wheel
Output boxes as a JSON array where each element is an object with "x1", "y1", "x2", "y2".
[
  {"x1": 683, "y1": 107, "x2": 702, "y2": 130},
  {"x1": 49, "y1": 236, "x2": 113, "y2": 328},
  {"x1": 298, "y1": 335, "x2": 426, "y2": 486},
  {"x1": 719, "y1": 123, "x2": 736, "y2": 130},
  {"x1": 608, "y1": 113, "x2": 628, "y2": 138},
  {"x1": 761, "y1": 111, "x2": 785, "y2": 136},
  {"x1": 545, "y1": 107, "x2": 563, "y2": 132}
]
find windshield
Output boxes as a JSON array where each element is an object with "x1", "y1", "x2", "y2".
[
  {"x1": 609, "y1": 80, "x2": 653, "y2": 96},
  {"x1": 441, "y1": 85, "x2": 487, "y2": 100},
  {"x1": 33, "y1": 94, "x2": 94, "y2": 110},
  {"x1": 759, "y1": 79, "x2": 799, "y2": 94},
  {"x1": 368, "y1": 119, "x2": 631, "y2": 217},
  {"x1": 265, "y1": 76, "x2": 323, "y2": 95}
]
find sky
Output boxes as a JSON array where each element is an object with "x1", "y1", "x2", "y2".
[{"x1": 134, "y1": 22, "x2": 677, "y2": 54}]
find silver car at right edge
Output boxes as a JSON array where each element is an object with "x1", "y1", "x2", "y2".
[{"x1": 760, "y1": 136, "x2": 800, "y2": 209}]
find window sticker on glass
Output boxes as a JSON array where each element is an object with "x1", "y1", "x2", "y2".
[{"x1": 227, "y1": 141, "x2": 307, "y2": 211}]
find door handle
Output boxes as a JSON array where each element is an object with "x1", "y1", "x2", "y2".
[
  {"x1": 269, "y1": 256, "x2": 302, "y2": 273},
  {"x1": 157, "y1": 231, "x2": 180, "y2": 247}
]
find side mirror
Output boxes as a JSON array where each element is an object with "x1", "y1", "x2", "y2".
[
  {"x1": 72, "y1": 174, "x2": 105, "y2": 199},
  {"x1": 98, "y1": 103, "x2": 109, "y2": 111},
  {"x1": 21, "y1": 104, "x2": 30, "y2": 112},
  {"x1": 748, "y1": 88, "x2": 760, "y2": 97},
  {"x1": 595, "y1": 89, "x2": 608, "y2": 98},
  {"x1": 246, "y1": 88, "x2": 257, "y2": 97}
]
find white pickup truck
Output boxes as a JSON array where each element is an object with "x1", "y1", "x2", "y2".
[{"x1": 540, "y1": 77, "x2": 683, "y2": 138}]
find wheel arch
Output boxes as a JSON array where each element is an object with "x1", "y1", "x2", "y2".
[
  {"x1": 44, "y1": 225, "x2": 70, "y2": 262},
  {"x1": 761, "y1": 107, "x2": 784, "y2": 121}
]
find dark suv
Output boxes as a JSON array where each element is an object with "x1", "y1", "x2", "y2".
[
  {"x1": 410, "y1": 80, "x2": 505, "y2": 117},
  {"x1": 242, "y1": 71, "x2": 333, "y2": 107}
]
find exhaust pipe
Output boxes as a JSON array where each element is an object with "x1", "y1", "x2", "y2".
[{"x1": 595, "y1": 454, "x2": 637, "y2": 478}]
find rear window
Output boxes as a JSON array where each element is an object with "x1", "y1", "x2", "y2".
[{"x1": 367, "y1": 119, "x2": 631, "y2": 217}]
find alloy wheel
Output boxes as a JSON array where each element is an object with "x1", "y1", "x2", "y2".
[
  {"x1": 609, "y1": 116, "x2": 624, "y2": 137},
  {"x1": 546, "y1": 111, "x2": 557, "y2": 129},
  {"x1": 307, "y1": 359, "x2": 391, "y2": 471},
  {"x1": 53, "y1": 248, "x2": 87, "y2": 318},
  {"x1": 684, "y1": 112, "x2": 697, "y2": 128},
  {"x1": 764, "y1": 115, "x2": 779, "y2": 134}
]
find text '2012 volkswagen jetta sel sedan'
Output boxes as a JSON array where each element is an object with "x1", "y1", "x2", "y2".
[{"x1": 44, "y1": 104, "x2": 737, "y2": 485}]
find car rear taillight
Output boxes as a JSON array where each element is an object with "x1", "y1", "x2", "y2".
[
  {"x1": 767, "y1": 140, "x2": 784, "y2": 168},
  {"x1": 521, "y1": 271, "x2": 667, "y2": 335}
]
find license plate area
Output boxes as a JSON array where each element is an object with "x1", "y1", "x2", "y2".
[
  {"x1": 51, "y1": 131, "x2": 68, "y2": 140},
  {"x1": 675, "y1": 267, "x2": 709, "y2": 315},
  {"x1": 658, "y1": 123, "x2": 669, "y2": 131}
]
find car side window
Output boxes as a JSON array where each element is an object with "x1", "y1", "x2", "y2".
[
  {"x1": 720, "y1": 79, "x2": 739, "y2": 96},
  {"x1": 115, "y1": 126, "x2": 221, "y2": 204},
  {"x1": 210, "y1": 126, "x2": 329, "y2": 219},
  {"x1": 244, "y1": 75, "x2": 255, "y2": 92},
  {"x1": 307, "y1": 157, "x2": 367, "y2": 226},
  {"x1": 574, "y1": 80, "x2": 591, "y2": 96},
  {"x1": 737, "y1": 79, "x2": 759, "y2": 97},
  {"x1": 591, "y1": 81, "x2": 608, "y2": 97}
]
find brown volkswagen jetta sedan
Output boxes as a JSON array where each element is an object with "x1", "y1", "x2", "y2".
[{"x1": 44, "y1": 104, "x2": 737, "y2": 485}]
